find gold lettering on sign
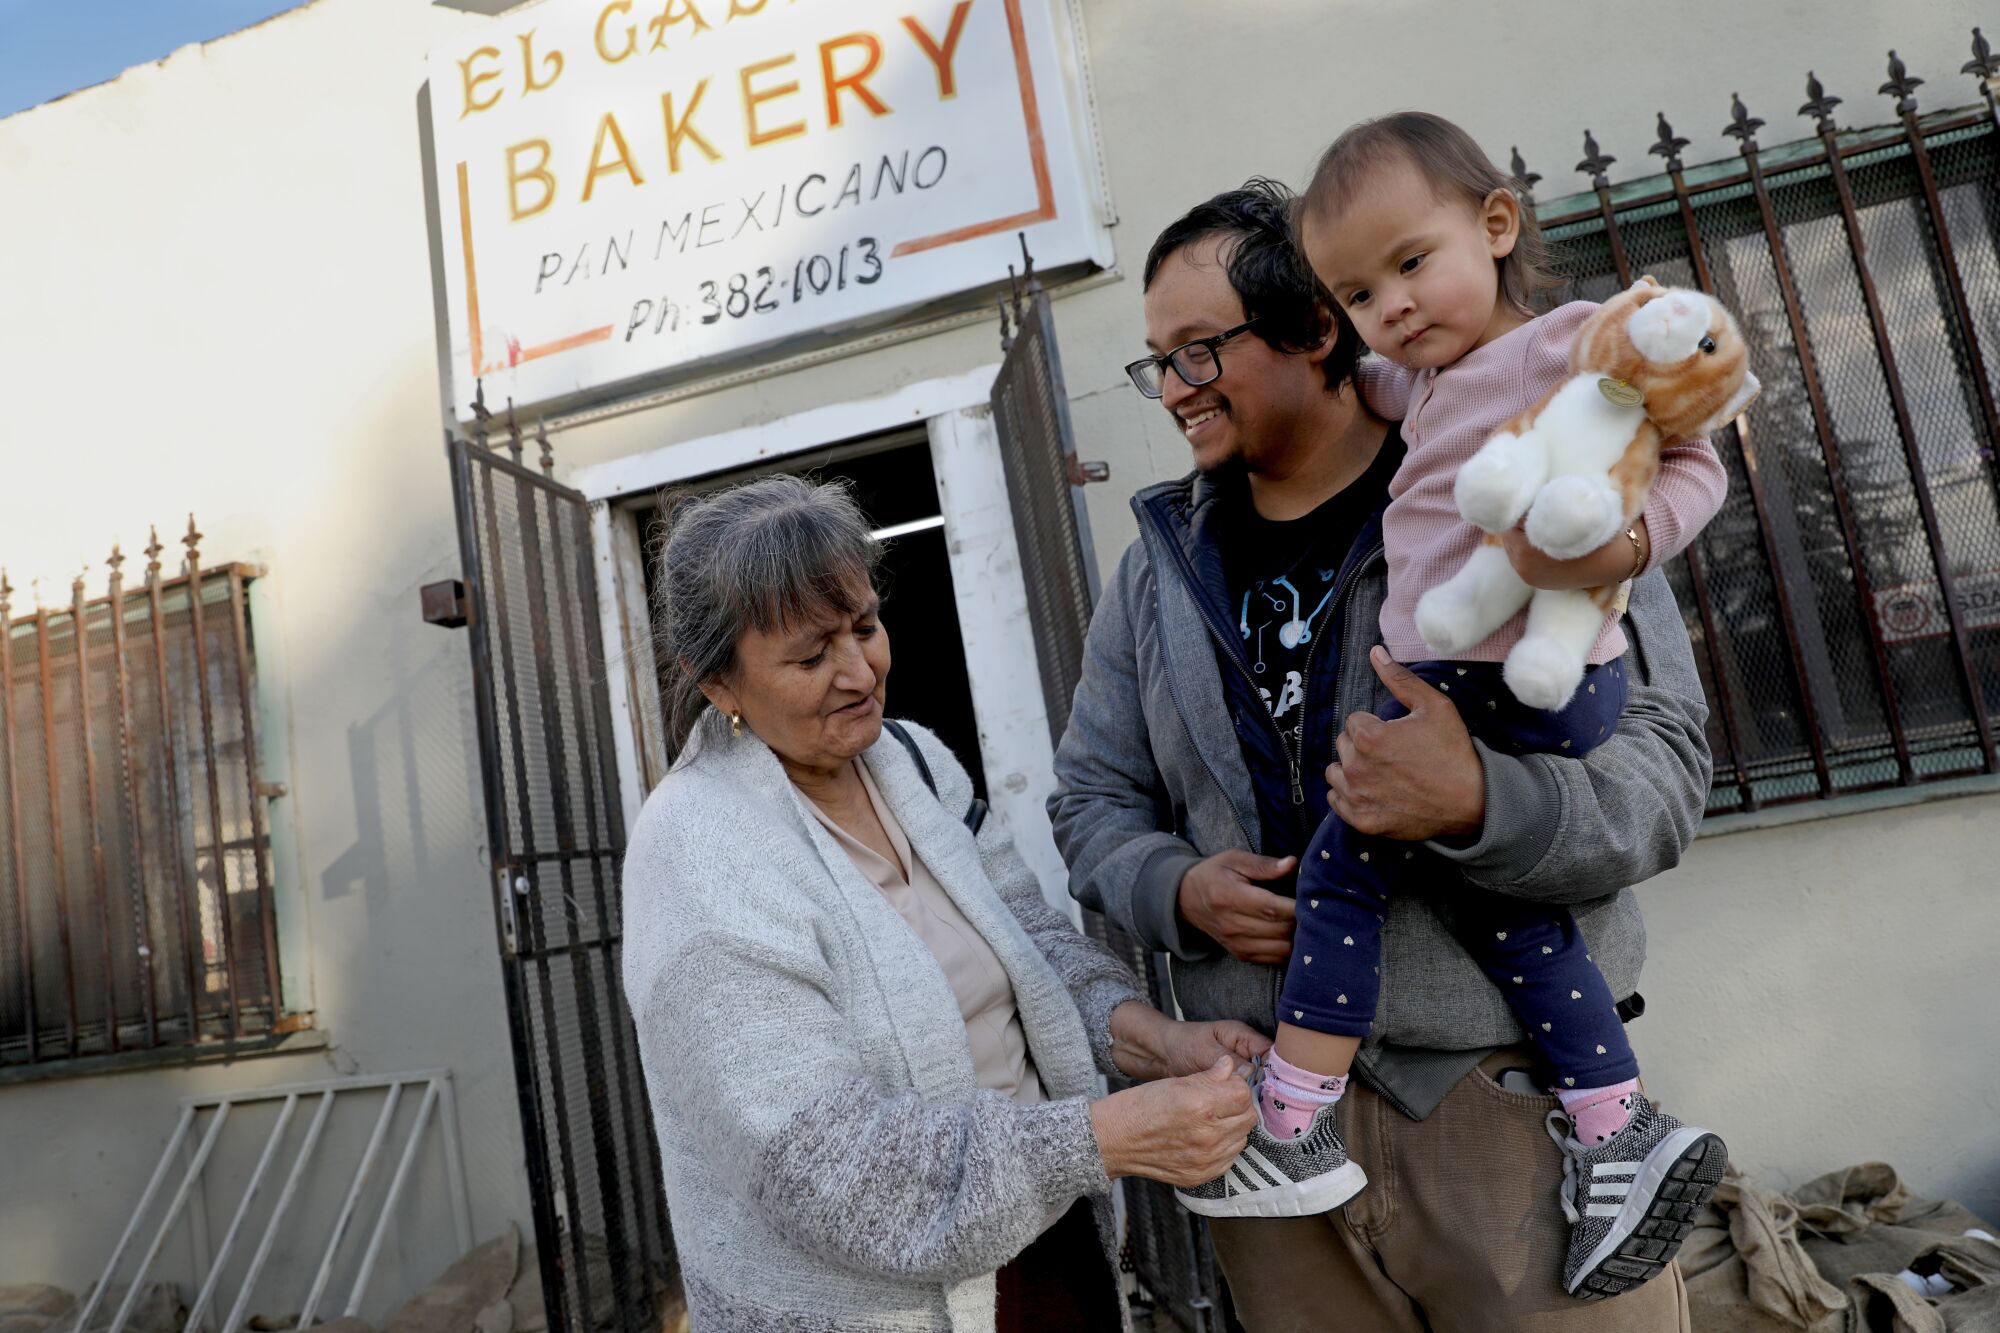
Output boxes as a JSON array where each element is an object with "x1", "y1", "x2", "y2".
[
  {"x1": 595, "y1": 0, "x2": 637, "y2": 62},
  {"x1": 902, "y1": 1, "x2": 974, "y2": 99},
  {"x1": 458, "y1": 46, "x2": 503, "y2": 117},
  {"x1": 661, "y1": 82, "x2": 724, "y2": 172},
  {"x1": 507, "y1": 139, "x2": 558, "y2": 219},
  {"x1": 647, "y1": 0, "x2": 712, "y2": 52},
  {"x1": 518, "y1": 30, "x2": 564, "y2": 94},
  {"x1": 741, "y1": 54, "x2": 806, "y2": 148},
  {"x1": 727, "y1": 0, "x2": 769, "y2": 14},
  {"x1": 582, "y1": 113, "x2": 645, "y2": 201},
  {"x1": 820, "y1": 33, "x2": 890, "y2": 127}
]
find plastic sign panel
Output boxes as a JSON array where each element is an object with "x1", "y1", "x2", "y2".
[{"x1": 428, "y1": 0, "x2": 1108, "y2": 420}]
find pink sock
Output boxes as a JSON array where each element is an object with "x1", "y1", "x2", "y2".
[
  {"x1": 1258, "y1": 1051, "x2": 1348, "y2": 1139},
  {"x1": 1557, "y1": 1078, "x2": 1641, "y2": 1146}
]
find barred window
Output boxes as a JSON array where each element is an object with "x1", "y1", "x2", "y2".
[
  {"x1": 0, "y1": 525, "x2": 286, "y2": 1074},
  {"x1": 1530, "y1": 85, "x2": 2000, "y2": 814}
]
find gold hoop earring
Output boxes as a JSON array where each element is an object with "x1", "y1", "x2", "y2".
[{"x1": 730, "y1": 712, "x2": 743, "y2": 739}]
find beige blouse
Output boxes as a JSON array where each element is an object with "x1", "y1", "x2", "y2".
[{"x1": 805, "y1": 760, "x2": 1045, "y2": 1105}]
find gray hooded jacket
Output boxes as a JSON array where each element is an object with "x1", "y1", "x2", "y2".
[{"x1": 1048, "y1": 467, "x2": 1713, "y2": 1116}]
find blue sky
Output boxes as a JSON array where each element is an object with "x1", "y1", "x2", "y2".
[{"x1": 0, "y1": 0, "x2": 310, "y2": 119}]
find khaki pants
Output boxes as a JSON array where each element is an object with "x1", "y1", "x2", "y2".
[{"x1": 1208, "y1": 1049, "x2": 1690, "y2": 1332}]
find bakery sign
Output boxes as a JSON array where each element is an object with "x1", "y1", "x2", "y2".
[{"x1": 427, "y1": 0, "x2": 1110, "y2": 420}]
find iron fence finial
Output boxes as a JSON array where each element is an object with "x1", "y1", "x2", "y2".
[
  {"x1": 1509, "y1": 146, "x2": 1542, "y2": 197},
  {"x1": 107, "y1": 545, "x2": 125, "y2": 577},
  {"x1": 1965, "y1": 27, "x2": 1998, "y2": 80},
  {"x1": 183, "y1": 515, "x2": 203, "y2": 575},
  {"x1": 1576, "y1": 129, "x2": 1616, "y2": 185},
  {"x1": 534, "y1": 418, "x2": 555, "y2": 476},
  {"x1": 0, "y1": 569, "x2": 11, "y2": 617},
  {"x1": 504, "y1": 398, "x2": 524, "y2": 463},
  {"x1": 1800, "y1": 71, "x2": 1843, "y2": 131},
  {"x1": 1724, "y1": 93, "x2": 1765, "y2": 147},
  {"x1": 1648, "y1": 113, "x2": 1690, "y2": 169},
  {"x1": 1880, "y1": 50, "x2": 1924, "y2": 114},
  {"x1": 145, "y1": 527, "x2": 164, "y2": 580},
  {"x1": 471, "y1": 380, "x2": 492, "y2": 450}
]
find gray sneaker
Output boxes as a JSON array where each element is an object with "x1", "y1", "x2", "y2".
[
  {"x1": 1174, "y1": 1101, "x2": 1368, "y2": 1220},
  {"x1": 1548, "y1": 1093, "x2": 1727, "y2": 1300}
]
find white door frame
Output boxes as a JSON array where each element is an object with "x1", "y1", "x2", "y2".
[{"x1": 570, "y1": 369, "x2": 1081, "y2": 922}]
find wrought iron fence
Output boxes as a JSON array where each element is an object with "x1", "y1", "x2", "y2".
[
  {"x1": 0, "y1": 523, "x2": 282, "y2": 1072},
  {"x1": 1516, "y1": 36, "x2": 2000, "y2": 812}
]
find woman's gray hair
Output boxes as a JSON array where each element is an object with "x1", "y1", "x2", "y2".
[{"x1": 652, "y1": 474, "x2": 882, "y2": 751}]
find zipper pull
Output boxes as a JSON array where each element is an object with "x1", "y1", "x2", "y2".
[{"x1": 1290, "y1": 766, "x2": 1305, "y2": 806}]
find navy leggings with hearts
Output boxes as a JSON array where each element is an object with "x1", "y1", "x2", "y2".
[{"x1": 1278, "y1": 658, "x2": 1640, "y2": 1088}]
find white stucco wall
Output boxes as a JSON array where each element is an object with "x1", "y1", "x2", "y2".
[
  {"x1": 1639, "y1": 790, "x2": 2000, "y2": 1227},
  {"x1": 1, "y1": 0, "x2": 1996, "y2": 1312},
  {"x1": 0, "y1": 0, "x2": 529, "y2": 1313}
]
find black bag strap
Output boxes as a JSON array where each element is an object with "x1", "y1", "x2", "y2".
[{"x1": 883, "y1": 719, "x2": 987, "y2": 834}]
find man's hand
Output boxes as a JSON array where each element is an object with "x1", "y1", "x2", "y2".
[
  {"x1": 1176, "y1": 851, "x2": 1297, "y2": 965},
  {"x1": 1326, "y1": 647, "x2": 1485, "y2": 841}
]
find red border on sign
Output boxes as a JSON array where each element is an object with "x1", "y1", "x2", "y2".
[
  {"x1": 457, "y1": 161, "x2": 615, "y2": 379},
  {"x1": 889, "y1": 0, "x2": 1058, "y2": 257},
  {"x1": 453, "y1": 0, "x2": 1060, "y2": 384}
]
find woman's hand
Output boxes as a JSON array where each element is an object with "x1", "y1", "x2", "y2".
[
  {"x1": 1090, "y1": 1056, "x2": 1258, "y2": 1187},
  {"x1": 1158, "y1": 1019, "x2": 1270, "y2": 1078},
  {"x1": 1108, "y1": 1002, "x2": 1270, "y2": 1081}
]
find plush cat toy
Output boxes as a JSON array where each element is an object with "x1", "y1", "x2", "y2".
[{"x1": 1414, "y1": 276, "x2": 1759, "y2": 710}]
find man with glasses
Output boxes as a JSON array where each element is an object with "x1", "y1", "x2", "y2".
[{"x1": 1047, "y1": 179, "x2": 1710, "y2": 1329}]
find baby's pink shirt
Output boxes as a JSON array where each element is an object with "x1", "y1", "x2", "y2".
[{"x1": 1366, "y1": 300, "x2": 1729, "y2": 665}]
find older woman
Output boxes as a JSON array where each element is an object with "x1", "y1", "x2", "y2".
[{"x1": 622, "y1": 475, "x2": 1267, "y2": 1333}]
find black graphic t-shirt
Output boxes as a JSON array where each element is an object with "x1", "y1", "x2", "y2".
[
  {"x1": 1222, "y1": 492, "x2": 1361, "y2": 758},
  {"x1": 1209, "y1": 442, "x2": 1402, "y2": 855}
]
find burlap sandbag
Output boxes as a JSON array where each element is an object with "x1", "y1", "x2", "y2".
[
  {"x1": 1684, "y1": 1168, "x2": 1848, "y2": 1331},
  {"x1": 1797, "y1": 1164, "x2": 1991, "y2": 1291},
  {"x1": 1684, "y1": 1163, "x2": 2000, "y2": 1332}
]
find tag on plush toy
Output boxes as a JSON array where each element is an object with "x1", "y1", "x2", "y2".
[
  {"x1": 1597, "y1": 377, "x2": 1644, "y2": 408},
  {"x1": 1612, "y1": 582, "x2": 1632, "y2": 615}
]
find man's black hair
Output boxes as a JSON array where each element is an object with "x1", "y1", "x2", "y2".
[{"x1": 1141, "y1": 177, "x2": 1359, "y2": 393}]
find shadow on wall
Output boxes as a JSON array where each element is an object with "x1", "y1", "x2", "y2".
[{"x1": 287, "y1": 365, "x2": 534, "y2": 1319}]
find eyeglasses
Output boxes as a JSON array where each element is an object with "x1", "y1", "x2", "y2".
[{"x1": 1125, "y1": 319, "x2": 1262, "y2": 399}]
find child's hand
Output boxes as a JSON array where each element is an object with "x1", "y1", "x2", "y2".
[{"x1": 1501, "y1": 519, "x2": 1649, "y2": 590}]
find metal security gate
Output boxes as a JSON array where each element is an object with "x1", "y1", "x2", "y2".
[
  {"x1": 442, "y1": 395, "x2": 675, "y2": 1333},
  {"x1": 992, "y1": 257, "x2": 1105, "y2": 750},
  {"x1": 989, "y1": 263, "x2": 1229, "y2": 1333}
]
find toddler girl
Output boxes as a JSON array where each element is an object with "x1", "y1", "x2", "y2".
[{"x1": 1175, "y1": 112, "x2": 1735, "y2": 1303}]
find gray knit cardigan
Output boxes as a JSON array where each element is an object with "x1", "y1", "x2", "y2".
[{"x1": 621, "y1": 712, "x2": 1145, "y2": 1332}]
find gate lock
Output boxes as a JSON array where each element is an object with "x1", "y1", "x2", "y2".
[{"x1": 420, "y1": 579, "x2": 469, "y2": 628}]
